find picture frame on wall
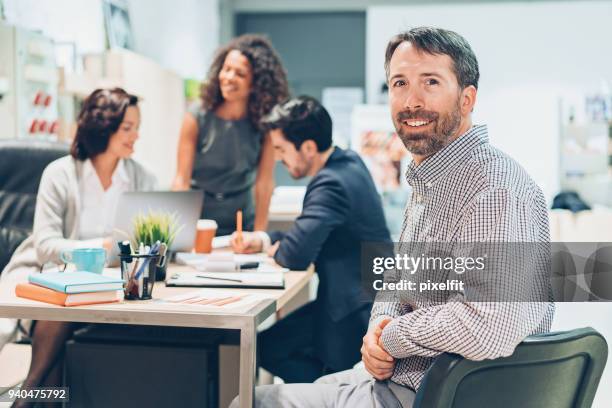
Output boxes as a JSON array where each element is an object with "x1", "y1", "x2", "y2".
[{"x1": 102, "y1": 0, "x2": 135, "y2": 50}]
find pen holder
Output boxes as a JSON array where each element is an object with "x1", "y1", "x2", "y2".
[
  {"x1": 120, "y1": 253, "x2": 165, "y2": 300},
  {"x1": 155, "y1": 250, "x2": 172, "y2": 282}
]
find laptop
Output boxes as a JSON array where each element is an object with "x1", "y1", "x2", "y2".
[{"x1": 113, "y1": 191, "x2": 204, "y2": 252}]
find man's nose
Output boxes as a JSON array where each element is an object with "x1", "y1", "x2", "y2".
[{"x1": 403, "y1": 89, "x2": 424, "y2": 111}]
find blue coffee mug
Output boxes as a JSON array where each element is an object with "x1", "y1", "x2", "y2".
[{"x1": 60, "y1": 248, "x2": 107, "y2": 274}]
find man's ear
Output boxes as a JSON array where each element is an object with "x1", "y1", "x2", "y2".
[
  {"x1": 300, "y1": 140, "x2": 318, "y2": 157},
  {"x1": 461, "y1": 85, "x2": 477, "y2": 114}
]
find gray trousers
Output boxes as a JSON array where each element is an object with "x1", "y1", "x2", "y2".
[{"x1": 229, "y1": 367, "x2": 415, "y2": 408}]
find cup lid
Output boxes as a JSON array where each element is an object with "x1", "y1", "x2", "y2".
[{"x1": 197, "y1": 219, "x2": 218, "y2": 229}]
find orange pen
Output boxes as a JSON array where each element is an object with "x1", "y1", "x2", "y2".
[{"x1": 236, "y1": 210, "x2": 243, "y2": 249}]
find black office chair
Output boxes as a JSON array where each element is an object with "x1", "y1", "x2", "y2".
[
  {"x1": 413, "y1": 327, "x2": 608, "y2": 408},
  {"x1": 0, "y1": 139, "x2": 69, "y2": 273}
]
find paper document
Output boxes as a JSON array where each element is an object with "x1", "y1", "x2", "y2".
[
  {"x1": 174, "y1": 252, "x2": 284, "y2": 273},
  {"x1": 159, "y1": 289, "x2": 272, "y2": 310},
  {"x1": 212, "y1": 235, "x2": 232, "y2": 249},
  {"x1": 176, "y1": 252, "x2": 268, "y2": 264},
  {"x1": 166, "y1": 271, "x2": 284, "y2": 289}
]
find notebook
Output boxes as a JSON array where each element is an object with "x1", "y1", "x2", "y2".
[
  {"x1": 16, "y1": 283, "x2": 122, "y2": 306},
  {"x1": 166, "y1": 271, "x2": 285, "y2": 289},
  {"x1": 29, "y1": 271, "x2": 124, "y2": 294}
]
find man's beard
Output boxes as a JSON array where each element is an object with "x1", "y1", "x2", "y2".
[
  {"x1": 284, "y1": 152, "x2": 311, "y2": 179},
  {"x1": 394, "y1": 99, "x2": 462, "y2": 157}
]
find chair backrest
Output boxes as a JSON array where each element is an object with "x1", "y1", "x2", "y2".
[
  {"x1": 413, "y1": 327, "x2": 608, "y2": 408},
  {"x1": 0, "y1": 139, "x2": 69, "y2": 272}
]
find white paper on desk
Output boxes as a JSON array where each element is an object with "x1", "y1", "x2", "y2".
[
  {"x1": 187, "y1": 263, "x2": 288, "y2": 274},
  {"x1": 175, "y1": 252, "x2": 268, "y2": 265},
  {"x1": 158, "y1": 289, "x2": 272, "y2": 310},
  {"x1": 212, "y1": 235, "x2": 232, "y2": 249},
  {"x1": 167, "y1": 271, "x2": 284, "y2": 288}
]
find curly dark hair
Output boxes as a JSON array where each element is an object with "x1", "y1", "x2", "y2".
[
  {"x1": 200, "y1": 34, "x2": 289, "y2": 133},
  {"x1": 70, "y1": 88, "x2": 138, "y2": 160}
]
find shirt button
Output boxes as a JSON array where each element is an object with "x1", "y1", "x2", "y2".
[
  {"x1": 425, "y1": 182, "x2": 432, "y2": 189},
  {"x1": 416, "y1": 194, "x2": 423, "y2": 203}
]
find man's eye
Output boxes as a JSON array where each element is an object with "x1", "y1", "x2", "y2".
[
  {"x1": 393, "y1": 80, "x2": 405, "y2": 87},
  {"x1": 425, "y1": 78, "x2": 439, "y2": 86}
]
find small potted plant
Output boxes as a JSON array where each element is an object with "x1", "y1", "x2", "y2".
[{"x1": 132, "y1": 211, "x2": 181, "y2": 281}]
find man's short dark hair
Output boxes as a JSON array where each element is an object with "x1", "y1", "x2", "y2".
[
  {"x1": 70, "y1": 88, "x2": 138, "y2": 160},
  {"x1": 384, "y1": 27, "x2": 479, "y2": 90},
  {"x1": 261, "y1": 96, "x2": 332, "y2": 152}
]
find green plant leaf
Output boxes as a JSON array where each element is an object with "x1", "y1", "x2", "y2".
[{"x1": 131, "y1": 210, "x2": 183, "y2": 249}]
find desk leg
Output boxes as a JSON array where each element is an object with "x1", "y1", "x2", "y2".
[{"x1": 239, "y1": 320, "x2": 256, "y2": 408}]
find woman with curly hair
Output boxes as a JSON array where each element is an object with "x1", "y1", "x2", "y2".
[
  {"x1": 172, "y1": 34, "x2": 289, "y2": 235},
  {"x1": 0, "y1": 88, "x2": 156, "y2": 404}
]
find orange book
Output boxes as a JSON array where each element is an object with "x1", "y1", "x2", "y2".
[{"x1": 15, "y1": 283, "x2": 122, "y2": 307}]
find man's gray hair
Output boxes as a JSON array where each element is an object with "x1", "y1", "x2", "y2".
[{"x1": 384, "y1": 27, "x2": 480, "y2": 90}]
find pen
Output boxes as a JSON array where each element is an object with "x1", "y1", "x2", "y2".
[
  {"x1": 196, "y1": 274, "x2": 243, "y2": 283},
  {"x1": 118, "y1": 240, "x2": 132, "y2": 258},
  {"x1": 159, "y1": 243, "x2": 168, "y2": 259},
  {"x1": 138, "y1": 267, "x2": 143, "y2": 298},
  {"x1": 238, "y1": 262, "x2": 259, "y2": 270},
  {"x1": 133, "y1": 242, "x2": 160, "y2": 280},
  {"x1": 236, "y1": 210, "x2": 243, "y2": 249},
  {"x1": 118, "y1": 240, "x2": 133, "y2": 281},
  {"x1": 126, "y1": 257, "x2": 140, "y2": 294}
]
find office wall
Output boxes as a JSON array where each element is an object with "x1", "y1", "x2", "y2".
[
  {"x1": 3, "y1": 0, "x2": 220, "y2": 79},
  {"x1": 128, "y1": 0, "x2": 219, "y2": 79},
  {"x1": 366, "y1": 1, "x2": 612, "y2": 203},
  {"x1": 3, "y1": 0, "x2": 106, "y2": 54}
]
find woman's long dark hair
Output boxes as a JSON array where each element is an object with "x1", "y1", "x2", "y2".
[
  {"x1": 200, "y1": 34, "x2": 289, "y2": 133},
  {"x1": 70, "y1": 88, "x2": 138, "y2": 160}
]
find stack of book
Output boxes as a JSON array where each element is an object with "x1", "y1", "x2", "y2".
[{"x1": 15, "y1": 271, "x2": 124, "y2": 306}]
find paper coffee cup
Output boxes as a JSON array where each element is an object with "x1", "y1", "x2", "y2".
[{"x1": 194, "y1": 219, "x2": 218, "y2": 253}]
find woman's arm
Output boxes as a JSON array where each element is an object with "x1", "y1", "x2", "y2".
[
  {"x1": 171, "y1": 113, "x2": 199, "y2": 191},
  {"x1": 253, "y1": 132, "x2": 275, "y2": 231},
  {"x1": 33, "y1": 163, "x2": 100, "y2": 264}
]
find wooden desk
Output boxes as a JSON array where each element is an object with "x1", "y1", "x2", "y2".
[{"x1": 0, "y1": 264, "x2": 313, "y2": 408}]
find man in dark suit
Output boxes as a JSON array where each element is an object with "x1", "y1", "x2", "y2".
[{"x1": 231, "y1": 96, "x2": 391, "y2": 383}]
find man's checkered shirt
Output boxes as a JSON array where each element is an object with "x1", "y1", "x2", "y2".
[{"x1": 369, "y1": 124, "x2": 555, "y2": 391}]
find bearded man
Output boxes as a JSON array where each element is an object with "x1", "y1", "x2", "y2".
[{"x1": 231, "y1": 26, "x2": 554, "y2": 408}]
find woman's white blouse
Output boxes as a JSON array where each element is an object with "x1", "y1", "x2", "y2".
[{"x1": 78, "y1": 159, "x2": 130, "y2": 241}]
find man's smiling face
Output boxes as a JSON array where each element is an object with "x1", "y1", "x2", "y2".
[{"x1": 388, "y1": 41, "x2": 473, "y2": 162}]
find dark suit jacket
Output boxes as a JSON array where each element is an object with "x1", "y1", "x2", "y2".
[{"x1": 269, "y1": 147, "x2": 391, "y2": 368}]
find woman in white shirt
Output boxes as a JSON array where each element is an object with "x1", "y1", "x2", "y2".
[{"x1": 1, "y1": 88, "x2": 156, "y2": 404}]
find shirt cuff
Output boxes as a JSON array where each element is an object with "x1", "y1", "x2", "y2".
[
  {"x1": 254, "y1": 231, "x2": 271, "y2": 252},
  {"x1": 380, "y1": 317, "x2": 405, "y2": 358},
  {"x1": 369, "y1": 314, "x2": 392, "y2": 331}
]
